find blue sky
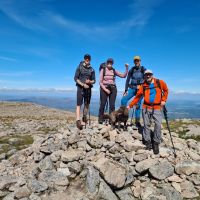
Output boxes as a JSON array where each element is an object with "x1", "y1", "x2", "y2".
[{"x1": 0, "y1": 0, "x2": 200, "y2": 92}]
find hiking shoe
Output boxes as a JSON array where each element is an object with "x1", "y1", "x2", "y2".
[
  {"x1": 82, "y1": 115, "x2": 87, "y2": 123},
  {"x1": 135, "y1": 119, "x2": 142, "y2": 128},
  {"x1": 98, "y1": 116, "x2": 104, "y2": 124},
  {"x1": 76, "y1": 120, "x2": 83, "y2": 130},
  {"x1": 145, "y1": 141, "x2": 152, "y2": 150},
  {"x1": 153, "y1": 142, "x2": 159, "y2": 155}
]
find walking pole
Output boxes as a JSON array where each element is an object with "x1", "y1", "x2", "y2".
[
  {"x1": 83, "y1": 88, "x2": 87, "y2": 129},
  {"x1": 88, "y1": 89, "x2": 91, "y2": 126},
  {"x1": 130, "y1": 108, "x2": 134, "y2": 126},
  {"x1": 163, "y1": 106, "x2": 177, "y2": 158}
]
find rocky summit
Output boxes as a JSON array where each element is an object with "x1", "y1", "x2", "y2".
[{"x1": 0, "y1": 102, "x2": 200, "y2": 200}]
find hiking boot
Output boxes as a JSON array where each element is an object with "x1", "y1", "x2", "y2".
[
  {"x1": 145, "y1": 141, "x2": 152, "y2": 150},
  {"x1": 82, "y1": 115, "x2": 87, "y2": 123},
  {"x1": 153, "y1": 141, "x2": 159, "y2": 155},
  {"x1": 76, "y1": 120, "x2": 83, "y2": 130},
  {"x1": 135, "y1": 119, "x2": 142, "y2": 128},
  {"x1": 98, "y1": 116, "x2": 104, "y2": 124}
]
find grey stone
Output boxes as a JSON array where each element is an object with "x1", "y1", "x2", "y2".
[
  {"x1": 68, "y1": 161, "x2": 82, "y2": 174},
  {"x1": 68, "y1": 132, "x2": 80, "y2": 144},
  {"x1": 135, "y1": 159, "x2": 158, "y2": 174},
  {"x1": 116, "y1": 187, "x2": 135, "y2": 200},
  {"x1": 38, "y1": 156, "x2": 54, "y2": 171},
  {"x1": 93, "y1": 157, "x2": 126, "y2": 189},
  {"x1": 28, "y1": 180, "x2": 48, "y2": 193},
  {"x1": 149, "y1": 161, "x2": 174, "y2": 180},
  {"x1": 133, "y1": 153, "x2": 148, "y2": 162},
  {"x1": 187, "y1": 174, "x2": 200, "y2": 185},
  {"x1": 39, "y1": 170, "x2": 69, "y2": 186},
  {"x1": 86, "y1": 166, "x2": 100, "y2": 195},
  {"x1": 180, "y1": 181, "x2": 199, "y2": 199},
  {"x1": 175, "y1": 160, "x2": 200, "y2": 175},
  {"x1": 87, "y1": 134, "x2": 103, "y2": 148},
  {"x1": 14, "y1": 186, "x2": 31, "y2": 199},
  {"x1": 57, "y1": 167, "x2": 71, "y2": 177},
  {"x1": 33, "y1": 152, "x2": 45, "y2": 162},
  {"x1": 29, "y1": 193, "x2": 41, "y2": 200},
  {"x1": 161, "y1": 185, "x2": 182, "y2": 200},
  {"x1": 96, "y1": 178, "x2": 118, "y2": 200},
  {"x1": 61, "y1": 149, "x2": 84, "y2": 162}
]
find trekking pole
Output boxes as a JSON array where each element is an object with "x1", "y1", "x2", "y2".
[
  {"x1": 130, "y1": 108, "x2": 134, "y2": 126},
  {"x1": 163, "y1": 106, "x2": 177, "y2": 158},
  {"x1": 88, "y1": 89, "x2": 91, "y2": 126},
  {"x1": 83, "y1": 89, "x2": 88, "y2": 129}
]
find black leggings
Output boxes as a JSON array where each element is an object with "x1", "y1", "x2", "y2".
[{"x1": 98, "y1": 86, "x2": 117, "y2": 117}]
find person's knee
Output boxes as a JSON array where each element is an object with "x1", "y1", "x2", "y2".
[{"x1": 121, "y1": 96, "x2": 128, "y2": 105}]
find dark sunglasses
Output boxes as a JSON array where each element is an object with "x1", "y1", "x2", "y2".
[{"x1": 145, "y1": 73, "x2": 153, "y2": 76}]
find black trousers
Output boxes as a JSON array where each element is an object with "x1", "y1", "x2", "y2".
[
  {"x1": 98, "y1": 86, "x2": 117, "y2": 117},
  {"x1": 77, "y1": 86, "x2": 91, "y2": 116}
]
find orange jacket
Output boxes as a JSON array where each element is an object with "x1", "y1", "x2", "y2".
[{"x1": 129, "y1": 78, "x2": 169, "y2": 110}]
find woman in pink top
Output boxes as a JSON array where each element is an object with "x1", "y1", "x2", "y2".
[{"x1": 98, "y1": 58, "x2": 129, "y2": 124}]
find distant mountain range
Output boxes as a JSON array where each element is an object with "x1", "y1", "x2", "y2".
[{"x1": 0, "y1": 89, "x2": 200, "y2": 119}]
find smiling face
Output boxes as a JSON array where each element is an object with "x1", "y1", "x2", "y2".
[
  {"x1": 134, "y1": 59, "x2": 141, "y2": 67},
  {"x1": 84, "y1": 58, "x2": 90, "y2": 65},
  {"x1": 145, "y1": 73, "x2": 153, "y2": 83},
  {"x1": 107, "y1": 62, "x2": 113, "y2": 69}
]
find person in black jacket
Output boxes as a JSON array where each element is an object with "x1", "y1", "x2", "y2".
[
  {"x1": 74, "y1": 54, "x2": 96, "y2": 130},
  {"x1": 121, "y1": 56, "x2": 146, "y2": 127}
]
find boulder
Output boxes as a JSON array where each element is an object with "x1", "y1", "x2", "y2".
[
  {"x1": 39, "y1": 170, "x2": 69, "y2": 186},
  {"x1": 149, "y1": 161, "x2": 174, "y2": 180},
  {"x1": 116, "y1": 187, "x2": 135, "y2": 200},
  {"x1": 135, "y1": 159, "x2": 158, "y2": 174},
  {"x1": 14, "y1": 186, "x2": 31, "y2": 199},
  {"x1": 96, "y1": 178, "x2": 118, "y2": 200},
  {"x1": 38, "y1": 156, "x2": 54, "y2": 171},
  {"x1": 28, "y1": 180, "x2": 48, "y2": 193},
  {"x1": 175, "y1": 160, "x2": 200, "y2": 175},
  {"x1": 133, "y1": 153, "x2": 148, "y2": 162},
  {"x1": 61, "y1": 149, "x2": 84, "y2": 162},
  {"x1": 86, "y1": 166, "x2": 100, "y2": 195},
  {"x1": 93, "y1": 157, "x2": 126, "y2": 189},
  {"x1": 180, "y1": 181, "x2": 199, "y2": 199}
]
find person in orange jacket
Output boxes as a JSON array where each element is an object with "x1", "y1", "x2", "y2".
[{"x1": 127, "y1": 69, "x2": 169, "y2": 154}]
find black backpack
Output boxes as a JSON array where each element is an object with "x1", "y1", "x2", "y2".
[{"x1": 99, "y1": 62, "x2": 115, "y2": 80}]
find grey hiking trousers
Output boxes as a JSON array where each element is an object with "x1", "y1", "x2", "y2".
[{"x1": 142, "y1": 108, "x2": 163, "y2": 144}]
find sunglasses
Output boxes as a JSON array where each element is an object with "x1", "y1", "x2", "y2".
[
  {"x1": 145, "y1": 73, "x2": 153, "y2": 76},
  {"x1": 134, "y1": 59, "x2": 140, "y2": 62}
]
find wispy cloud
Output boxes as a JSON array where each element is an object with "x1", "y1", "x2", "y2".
[
  {"x1": 0, "y1": 0, "x2": 164, "y2": 39},
  {"x1": 45, "y1": 0, "x2": 164, "y2": 39},
  {"x1": 0, "y1": 56, "x2": 16, "y2": 62},
  {"x1": 0, "y1": 0, "x2": 48, "y2": 32}
]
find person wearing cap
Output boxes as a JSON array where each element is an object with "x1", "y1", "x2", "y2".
[
  {"x1": 98, "y1": 58, "x2": 129, "y2": 124},
  {"x1": 121, "y1": 56, "x2": 146, "y2": 127},
  {"x1": 127, "y1": 69, "x2": 169, "y2": 154},
  {"x1": 74, "y1": 54, "x2": 96, "y2": 130}
]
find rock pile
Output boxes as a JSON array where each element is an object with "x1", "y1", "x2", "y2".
[{"x1": 0, "y1": 121, "x2": 200, "y2": 200}]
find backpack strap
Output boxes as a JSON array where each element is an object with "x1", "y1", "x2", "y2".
[
  {"x1": 103, "y1": 67, "x2": 116, "y2": 81},
  {"x1": 143, "y1": 79, "x2": 163, "y2": 106},
  {"x1": 141, "y1": 66, "x2": 145, "y2": 74},
  {"x1": 156, "y1": 79, "x2": 161, "y2": 90}
]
